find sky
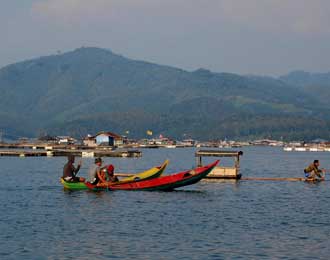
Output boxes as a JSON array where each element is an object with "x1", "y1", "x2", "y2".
[{"x1": 1, "y1": 0, "x2": 330, "y2": 76}]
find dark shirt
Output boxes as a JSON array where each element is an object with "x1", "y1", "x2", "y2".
[{"x1": 63, "y1": 162, "x2": 80, "y2": 178}]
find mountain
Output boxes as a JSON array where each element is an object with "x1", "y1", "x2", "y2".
[
  {"x1": 0, "y1": 47, "x2": 329, "y2": 140},
  {"x1": 280, "y1": 70, "x2": 330, "y2": 87},
  {"x1": 280, "y1": 71, "x2": 330, "y2": 108}
]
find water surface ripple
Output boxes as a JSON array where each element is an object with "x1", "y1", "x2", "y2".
[{"x1": 0, "y1": 147, "x2": 330, "y2": 259}]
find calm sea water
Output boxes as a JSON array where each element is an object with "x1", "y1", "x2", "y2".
[{"x1": 1, "y1": 147, "x2": 330, "y2": 259}]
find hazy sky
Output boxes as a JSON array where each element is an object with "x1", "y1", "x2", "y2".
[{"x1": 1, "y1": 0, "x2": 330, "y2": 75}]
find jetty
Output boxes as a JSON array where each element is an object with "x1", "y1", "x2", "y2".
[{"x1": 0, "y1": 143, "x2": 141, "y2": 158}]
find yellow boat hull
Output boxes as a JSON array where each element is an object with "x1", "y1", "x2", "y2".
[{"x1": 119, "y1": 160, "x2": 169, "y2": 183}]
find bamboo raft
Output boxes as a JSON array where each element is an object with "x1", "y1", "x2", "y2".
[
  {"x1": 204, "y1": 177, "x2": 325, "y2": 182},
  {"x1": 241, "y1": 177, "x2": 305, "y2": 181}
]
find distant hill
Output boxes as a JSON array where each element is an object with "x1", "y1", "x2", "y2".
[
  {"x1": 280, "y1": 70, "x2": 330, "y2": 87},
  {"x1": 0, "y1": 47, "x2": 330, "y2": 140},
  {"x1": 280, "y1": 71, "x2": 330, "y2": 109}
]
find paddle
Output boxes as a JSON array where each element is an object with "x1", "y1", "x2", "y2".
[{"x1": 73, "y1": 160, "x2": 82, "y2": 177}]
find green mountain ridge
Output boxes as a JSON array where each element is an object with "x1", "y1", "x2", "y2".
[{"x1": 0, "y1": 47, "x2": 329, "y2": 140}]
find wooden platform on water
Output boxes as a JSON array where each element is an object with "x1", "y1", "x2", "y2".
[
  {"x1": 0, "y1": 150, "x2": 49, "y2": 157},
  {"x1": 196, "y1": 149, "x2": 243, "y2": 179},
  {"x1": 0, "y1": 149, "x2": 142, "y2": 158}
]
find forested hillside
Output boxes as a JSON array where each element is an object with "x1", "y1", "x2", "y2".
[{"x1": 0, "y1": 47, "x2": 329, "y2": 140}]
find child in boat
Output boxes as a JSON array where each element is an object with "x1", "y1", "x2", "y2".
[
  {"x1": 63, "y1": 155, "x2": 85, "y2": 182},
  {"x1": 89, "y1": 159, "x2": 118, "y2": 184},
  {"x1": 304, "y1": 160, "x2": 325, "y2": 180},
  {"x1": 105, "y1": 164, "x2": 119, "y2": 182}
]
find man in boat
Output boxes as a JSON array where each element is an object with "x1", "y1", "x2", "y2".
[
  {"x1": 62, "y1": 155, "x2": 85, "y2": 182},
  {"x1": 304, "y1": 160, "x2": 325, "y2": 181},
  {"x1": 88, "y1": 157, "x2": 105, "y2": 185}
]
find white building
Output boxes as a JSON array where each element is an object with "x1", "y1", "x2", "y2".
[{"x1": 83, "y1": 132, "x2": 123, "y2": 147}]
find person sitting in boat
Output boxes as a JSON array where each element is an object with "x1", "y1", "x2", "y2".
[
  {"x1": 62, "y1": 155, "x2": 85, "y2": 182},
  {"x1": 304, "y1": 160, "x2": 325, "y2": 180},
  {"x1": 105, "y1": 164, "x2": 119, "y2": 182},
  {"x1": 88, "y1": 157, "x2": 105, "y2": 185}
]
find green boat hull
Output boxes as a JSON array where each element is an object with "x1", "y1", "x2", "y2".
[{"x1": 60, "y1": 179, "x2": 89, "y2": 190}]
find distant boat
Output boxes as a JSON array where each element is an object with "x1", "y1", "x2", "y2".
[
  {"x1": 140, "y1": 144, "x2": 159, "y2": 148},
  {"x1": 165, "y1": 145, "x2": 176, "y2": 148},
  {"x1": 295, "y1": 147, "x2": 306, "y2": 152}
]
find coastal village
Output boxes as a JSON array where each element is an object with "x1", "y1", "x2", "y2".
[{"x1": 1, "y1": 130, "x2": 330, "y2": 158}]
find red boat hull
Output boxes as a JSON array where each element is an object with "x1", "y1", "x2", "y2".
[{"x1": 86, "y1": 160, "x2": 219, "y2": 191}]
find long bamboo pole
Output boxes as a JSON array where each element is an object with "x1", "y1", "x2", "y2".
[{"x1": 241, "y1": 177, "x2": 306, "y2": 181}]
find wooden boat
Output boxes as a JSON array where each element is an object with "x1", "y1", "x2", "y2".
[
  {"x1": 86, "y1": 160, "x2": 219, "y2": 191},
  {"x1": 119, "y1": 160, "x2": 168, "y2": 182},
  {"x1": 60, "y1": 160, "x2": 169, "y2": 190},
  {"x1": 60, "y1": 179, "x2": 89, "y2": 190}
]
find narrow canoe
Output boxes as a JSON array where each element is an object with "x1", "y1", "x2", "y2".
[
  {"x1": 120, "y1": 159, "x2": 168, "y2": 183},
  {"x1": 86, "y1": 160, "x2": 219, "y2": 191},
  {"x1": 60, "y1": 159, "x2": 169, "y2": 190}
]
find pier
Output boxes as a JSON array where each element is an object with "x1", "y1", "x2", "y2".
[
  {"x1": 0, "y1": 149, "x2": 141, "y2": 158},
  {"x1": 0, "y1": 144, "x2": 142, "y2": 158},
  {"x1": 0, "y1": 150, "x2": 50, "y2": 157}
]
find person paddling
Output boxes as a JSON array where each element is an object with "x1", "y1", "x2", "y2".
[
  {"x1": 63, "y1": 155, "x2": 85, "y2": 182},
  {"x1": 304, "y1": 160, "x2": 325, "y2": 181}
]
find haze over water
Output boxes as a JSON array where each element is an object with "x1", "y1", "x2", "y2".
[{"x1": 1, "y1": 147, "x2": 330, "y2": 259}]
